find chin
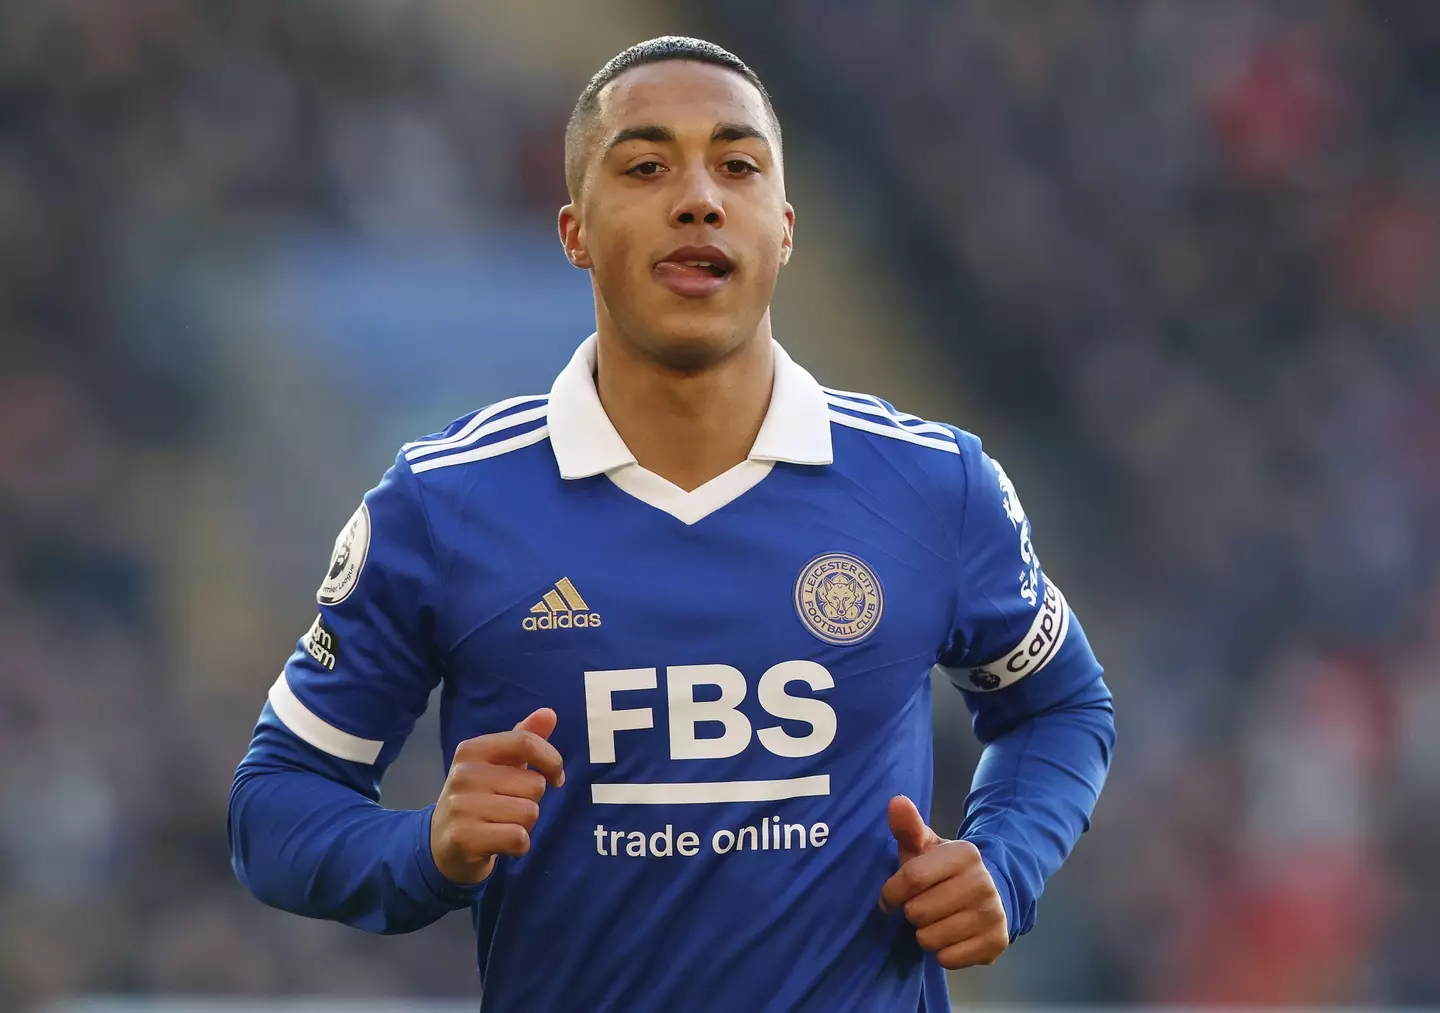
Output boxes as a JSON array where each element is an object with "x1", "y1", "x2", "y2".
[{"x1": 634, "y1": 317, "x2": 749, "y2": 372}]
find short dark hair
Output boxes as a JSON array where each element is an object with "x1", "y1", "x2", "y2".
[{"x1": 564, "y1": 36, "x2": 781, "y2": 198}]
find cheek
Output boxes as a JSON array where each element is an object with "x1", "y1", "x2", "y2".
[
  {"x1": 755, "y1": 204, "x2": 790, "y2": 264},
  {"x1": 746, "y1": 216, "x2": 788, "y2": 281},
  {"x1": 589, "y1": 217, "x2": 642, "y2": 287}
]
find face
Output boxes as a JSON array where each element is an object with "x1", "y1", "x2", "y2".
[{"x1": 559, "y1": 61, "x2": 794, "y2": 371}]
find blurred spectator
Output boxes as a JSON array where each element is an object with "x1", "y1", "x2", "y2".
[{"x1": 724, "y1": 0, "x2": 1440, "y2": 1003}]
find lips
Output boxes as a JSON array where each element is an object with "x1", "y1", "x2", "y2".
[{"x1": 653, "y1": 244, "x2": 735, "y2": 298}]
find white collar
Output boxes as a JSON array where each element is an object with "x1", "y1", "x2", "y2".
[{"x1": 547, "y1": 333, "x2": 833, "y2": 481}]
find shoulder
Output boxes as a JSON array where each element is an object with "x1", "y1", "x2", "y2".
[
  {"x1": 823, "y1": 386, "x2": 1024, "y2": 524},
  {"x1": 398, "y1": 393, "x2": 552, "y2": 479},
  {"x1": 356, "y1": 394, "x2": 554, "y2": 566},
  {"x1": 823, "y1": 385, "x2": 992, "y2": 481},
  {"x1": 824, "y1": 386, "x2": 967, "y2": 457}
]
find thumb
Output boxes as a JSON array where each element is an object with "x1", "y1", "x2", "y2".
[
  {"x1": 514, "y1": 707, "x2": 559, "y2": 740},
  {"x1": 887, "y1": 795, "x2": 936, "y2": 862}
]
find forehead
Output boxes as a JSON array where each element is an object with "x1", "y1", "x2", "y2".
[{"x1": 596, "y1": 60, "x2": 773, "y2": 139}]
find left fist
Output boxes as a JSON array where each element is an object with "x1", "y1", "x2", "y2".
[{"x1": 878, "y1": 795, "x2": 1009, "y2": 970}]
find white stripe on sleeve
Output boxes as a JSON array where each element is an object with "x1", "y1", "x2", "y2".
[{"x1": 268, "y1": 673, "x2": 385, "y2": 764}]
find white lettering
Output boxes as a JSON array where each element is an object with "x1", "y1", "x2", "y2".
[
  {"x1": 585, "y1": 668, "x2": 658, "y2": 763},
  {"x1": 755, "y1": 660, "x2": 837, "y2": 758},
  {"x1": 583, "y1": 661, "x2": 839, "y2": 764},
  {"x1": 595, "y1": 819, "x2": 831, "y2": 858},
  {"x1": 667, "y1": 664, "x2": 751, "y2": 760}
]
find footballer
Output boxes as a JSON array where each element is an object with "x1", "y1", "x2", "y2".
[{"x1": 229, "y1": 36, "x2": 1115, "y2": 1012}]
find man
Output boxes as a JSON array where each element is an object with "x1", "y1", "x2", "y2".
[{"x1": 229, "y1": 36, "x2": 1115, "y2": 1012}]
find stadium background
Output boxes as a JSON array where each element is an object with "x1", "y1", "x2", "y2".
[{"x1": 1, "y1": 0, "x2": 1437, "y2": 1009}]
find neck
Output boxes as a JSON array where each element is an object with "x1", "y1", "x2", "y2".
[{"x1": 594, "y1": 318, "x2": 775, "y2": 492}]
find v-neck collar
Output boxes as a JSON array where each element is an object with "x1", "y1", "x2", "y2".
[{"x1": 545, "y1": 334, "x2": 832, "y2": 524}]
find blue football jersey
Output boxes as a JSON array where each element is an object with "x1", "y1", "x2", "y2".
[{"x1": 232, "y1": 336, "x2": 1113, "y2": 1012}]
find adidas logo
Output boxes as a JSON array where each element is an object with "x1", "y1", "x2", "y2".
[{"x1": 522, "y1": 577, "x2": 602, "y2": 631}]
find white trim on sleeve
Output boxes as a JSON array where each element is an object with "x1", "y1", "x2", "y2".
[
  {"x1": 268, "y1": 673, "x2": 385, "y2": 765},
  {"x1": 941, "y1": 579, "x2": 1072, "y2": 694}
]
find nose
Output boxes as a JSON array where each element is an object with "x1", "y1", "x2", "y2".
[{"x1": 672, "y1": 173, "x2": 725, "y2": 228}]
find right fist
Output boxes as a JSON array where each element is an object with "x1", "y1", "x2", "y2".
[{"x1": 430, "y1": 707, "x2": 566, "y2": 885}]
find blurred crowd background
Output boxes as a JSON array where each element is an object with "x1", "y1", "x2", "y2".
[{"x1": 1, "y1": 1, "x2": 1436, "y2": 1010}]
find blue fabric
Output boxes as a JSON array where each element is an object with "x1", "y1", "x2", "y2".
[{"x1": 229, "y1": 394, "x2": 1114, "y2": 1012}]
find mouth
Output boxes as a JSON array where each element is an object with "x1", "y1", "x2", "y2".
[{"x1": 653, "y1": 245, "x2": 734, "y2": 298}]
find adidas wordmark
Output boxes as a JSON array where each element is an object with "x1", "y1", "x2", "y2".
[{"x1": 523, "y1": 578, "x2": 602, "y2": 631}]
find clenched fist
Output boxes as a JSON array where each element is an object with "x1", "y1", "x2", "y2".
[
  {"x1": 430, "y1": 708, "x2": 566, "y2": 885},
  {"x1": 878, "y1": 795, "x2": 1009, "y2": 970}
]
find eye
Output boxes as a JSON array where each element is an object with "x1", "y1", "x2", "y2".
[
  {"x1": 723, "y1": 159, "x2": 759, "y2": 175},
  {"x1": 626, "y1": 161, "x2": 665, "y2": 177}
]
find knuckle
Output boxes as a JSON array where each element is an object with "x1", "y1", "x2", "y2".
[
  {"x1": 447, "y1": 824, "x2": 483, "y2": 859},
  {"x1": 967, "y1": 868, "x2": 998, "y2": 898},
  {"x1": 449, "y1": 759, "x2": 495, "y2": 789},
  {"x1": 454, "y1": 735, "x2": 493, "y2": 760},
  {"x1": 442, "y1": 758, "x2": 471, "y2": 786},
  {"x1": 946, "y1": 842, "x2": 981, "y2": 872},
  {"x1": 447, "y1": 774, "x2": 493, "y2": 805}
]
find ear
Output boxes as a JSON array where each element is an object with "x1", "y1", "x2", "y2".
[
  {"x1": 779, "y1": 201, "x2": 796, "y2": 267},
  {"x1": 558, "y1": 203, "x2": 592, "y2": 270}
]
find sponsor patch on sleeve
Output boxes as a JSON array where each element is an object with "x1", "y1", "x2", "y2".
[
  {"x1": 990, "y1": 458, "x2": 1041, "y2": 608},
  {"x1": 301, "y1": 613, "x2": 340, "y2": 671},
  {"x1": 959, "y1": 578, "x2": 1071, "y2": 693},
  {"x1": 317, "y1": 503, "x2": 371, "y2": 605}
]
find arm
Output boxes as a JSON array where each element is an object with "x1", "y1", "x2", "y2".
[
  {"x1": 941, "y1": 443, "x2": 1115, "y2": 941},
  {"x1": 227, "y1": 454, "x2": 476, "y2": 934},
  {"x1": 229, "y1": 706, "x2": 480, "y2": 934},
  {"x1": 955, "y1": 656, "x2": 1114, "y2": 941},
  {"x1": 880, "y1": 440, "x2": 1115, "y2": 968}
]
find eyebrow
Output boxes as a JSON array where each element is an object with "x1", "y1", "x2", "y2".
[
  {"x1": 605, "y1": 122, "x2": 773, "y2": 156},
  {"x1": 711, "y1": 122, "x2": 770, "y2": 152},
  {"x1": 606, "y1": 125, "x2": 675, "y2": 152}
]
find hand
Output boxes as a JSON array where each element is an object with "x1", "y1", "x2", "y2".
[
  {"x1": 877, "y1": 795, "x2": 1008, "y2": 969},
  {"x1": 430, "y1": 708, "x2": 566, "y2": 885}
]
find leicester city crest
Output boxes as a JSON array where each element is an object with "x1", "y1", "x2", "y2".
[{"x1": 794, "y1": 553, "x2": 884, "y2": 646}]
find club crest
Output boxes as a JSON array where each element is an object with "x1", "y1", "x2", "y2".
[{"x1": 794, "y1": 553, "x2": 884, "y2": 646}]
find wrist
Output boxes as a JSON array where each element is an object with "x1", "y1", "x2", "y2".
[{"x1": 415, "y1": 805, "x2": 487, "y2": 908}]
